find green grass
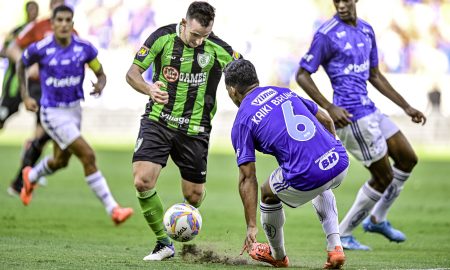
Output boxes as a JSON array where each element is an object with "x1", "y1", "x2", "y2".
[{"x1": 0, "y1": 143, "x2": 449, "y2": 269}]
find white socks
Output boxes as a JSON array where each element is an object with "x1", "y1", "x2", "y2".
[
  {"x1": 371, "y1": 167, "x2": 409, "y2": 223},
  {"x1": 85, "y1": 171, "x2": 118, "y2": 214},
  {"x1": 312, "y1": 190, "x2": 341, "y2": 251},
  {"x1": 260, "y1": 202, "x2": 286, "y2": 260},
  {"x1": 29, "y1": 156, "x2": 53, "y2": 183},
  {"x1": 339, "y1": 182, "x2": 382, "y2": 236}
]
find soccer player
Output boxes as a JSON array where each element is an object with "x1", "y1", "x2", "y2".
[
  {"x1": 126, "y1": 1, "x2": 241, "y2": 261},
  {"x1": 6, "y1": 0, "x2": 66, "y2": 195},
  {"x1": 0, "y1": 1, "x2": 39, "y2": 129},
  {"x1": 18, "y1": 5, "x2": 133, "y2": 225},
  {"x1": 296, "y1": 0, "x2": 426, "y2": 250},
  {"x1": 225, "y1": 59, "x2": 348, "y2": 269}
]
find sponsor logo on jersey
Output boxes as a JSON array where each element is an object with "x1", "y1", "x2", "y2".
[
  {"x1": 179, "y1": 72, "x2": 207, "y2": 86},
  {"x1": 137, "y1": 46, "x2": 149, "y2": 57},
  {"x1": 166, "y1": 55, "x2": 194, "y2": 62},
  {"x1": 316, "y1": 148, "x2": 339, "y2": 171},
  {"x1": 336, "y1": 31, "x2": 346, "y2": 38},
  {"x1": 343, "y1": 60, "x2": 369, "y2": 74},
  {"x1": 303, "y1": 53, "x2": 314, "y2": 62},
  {"x1": 343, "y1": 42, "x2": 353, "y2": 50},
  {"x1": 46, "y1": 48, "x2": 56, "y2": 55},
  {"x1": 162, "y1": 66, "x2": 179, "y2": 82},
  {"x1": 251, "y1": 89, "x2": 277, "y2": 106},
  {"x1": 161, "y1": 112, "x2": 190, "y2": 125},
  {"x1": 73, "y1": 45, "x2": 83, "y2": 52},
  {"x1": 197, "y1": 53, "x2": 211, "y2": 68},
  {"x1": 61, "y1": 59, "x2": 71, "y2": 65},
  {"x1": 45, "y1": 75, "x2": 81, "y2": 88},
  {"x1": 49, "y1": 58, "x2": 58, "y2": 66}
]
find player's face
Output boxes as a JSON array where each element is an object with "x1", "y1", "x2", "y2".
[
  {"x1": 181, "y1": 18, "x2": 213, "y2": 48},
  {"x1": 52, "y1": 11, "x2": 74, "y2": 40},
  {"x1": 226, "y1": 85, "x2": 241, "y2": 107},
  {"x1": 333, "y1": 0, "x2": 357, "y2": 24},
  {"x1": 26, "y1": 3, "x2": 39, "y2": 22}
]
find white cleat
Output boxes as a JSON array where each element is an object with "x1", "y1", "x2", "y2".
[{"x1": 143, "y1": 242, "x2": 175, "y2": 261}]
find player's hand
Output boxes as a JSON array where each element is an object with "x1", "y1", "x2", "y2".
[
  {"x1": 404, "y1": 106, "x2": 427, "y2": 125},
  {"x1": 240, "y1": 226, "x2": 258, "y2": 255},
  {"x1": 148, "y1": 81, "x2": 169, "y2": 104},
  {"x1": 90, "y1": 80, "x2": 104, "y2": 97},
  {"x1": 23, "y1": 97, "x2": 38, "y2": 112},
  {"x1": 326, "y1": 104, "x2": 353, "y2": 128}
]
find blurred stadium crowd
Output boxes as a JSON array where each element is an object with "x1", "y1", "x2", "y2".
[{"x1": 0, "y1": 0, "x2": 449, "y2": 143}]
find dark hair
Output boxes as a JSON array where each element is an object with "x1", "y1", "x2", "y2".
[
  {"x1": 26, "y1": 1, "x2": 38, "y2": 9},
  {"x1": 224, "y1": 59, "x2": 259, "y2": 94},
  {"x1": 52, "y1": 5, "x2": 73, "y2": 19},
  {"x1": 186, "y1": 1, "x2": 215, "y2": 27}
]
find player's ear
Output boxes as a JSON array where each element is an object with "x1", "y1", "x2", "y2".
[{"x1": 181, "y1": 18, "x2": 187, "y2": 26}]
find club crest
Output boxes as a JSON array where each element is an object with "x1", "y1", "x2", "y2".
[{"x1": 197, "y1": 53, "x2": 211, "y2": 68}]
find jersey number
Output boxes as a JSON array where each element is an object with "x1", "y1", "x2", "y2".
[{"x1": 281, "y1": 100, "x2": 315, "y2": 141}]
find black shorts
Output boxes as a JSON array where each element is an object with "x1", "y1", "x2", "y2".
[
  {"x1": 133, "y1": 118, "x2": 209, "y2": 184},
  {"x1": 0, "y1": 73, "x2": 21, "y2": 125}
]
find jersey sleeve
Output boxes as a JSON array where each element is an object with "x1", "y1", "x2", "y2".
[
  {"x1": 208, "y1": 32, "x2": 242, "y2": 69},
  {"x1": 15, "y1": 22, "x2": 37, "y2": 49},
  {"x1": 300, "y1": 32, "x2": 332, "y2": 74},
  {"x1": 133, "y1": 25, "x2": 173, "y2": 70},
  {"x1": 368, "y1": 26, "x2": 379, "y2": 68},
  {"x1": 85, "y1": 43, "x2": 98, "y2": 63},
  {"x1": 299, "y1": 96, "x2": 319, "y2": 115},
  {"x1": 21, "y1": 43, "x2": 39, "y2": 67},
  {"x1": 231, "y1": 122, "x2": 256, "y2": 166}
]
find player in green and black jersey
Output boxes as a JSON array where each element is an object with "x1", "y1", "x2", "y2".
[
  {"x1": 126, "y1": 1, "x2": 241, "y2": 261},
  {"x1": 0, "y1": 1, "x2": 39, "y2": 129}
]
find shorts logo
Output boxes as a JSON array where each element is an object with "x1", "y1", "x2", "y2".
[
  {"x1": 134, "y1": 137, "x2": 143, "y2": 153},
  {"x1": 197, "y1": 53, "x2": 211, "y2": 68},
  {"x1": 163, "y1": 66, "x2": 179, "y2": 82},
  {"x1": 137, "y1": 46, "x2": 149, "y2": 57}
]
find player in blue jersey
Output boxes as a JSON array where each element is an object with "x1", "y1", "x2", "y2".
[
  {"x1": 296, "y1": 0, "x2": 426, "y2": 250},
  {"x1": 17, "y1": 5, "x2": 133, "y2": 225},
  {"x1": 225, "y1": 59, "x2": 348, "y2": 269}
]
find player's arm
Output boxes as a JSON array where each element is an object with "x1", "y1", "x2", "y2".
[
  {"x1": 88, "y1": 58, "x2": 106, "y2": 97},
  {"x1": 5, "y1": 41, "x2": 22, "y2": 62},
  {"x1": 369, "y1": 66, "x2": 426, "y2": 125},
  {"x1": 126, "y1": 64, "x2": 168, "y2": 104},
  {"x1": 17, "y1": 58, "x2": 37, "y2": 112},
  {"x1": 238, "y1": 161, "x2": 258, "y2": 254},
  {"x1": 315, "y1": 108, "x2": 337, "y2": 137}
]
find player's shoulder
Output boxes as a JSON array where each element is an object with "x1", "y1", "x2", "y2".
[
  {"x1": 317, "y1": 16, "x2": 341, "y2": 36},
  {"x1": 72, "y1": 35, "x2": 95, "y2": 48},
  {"x1": 357, "y1": 18, "x2": 375, "y2": 34},
  {"x1": 152, "y1": 23, "x2": 177, "y2": 37},
  {"x1": 34, "y1": 35, "x2": 54, "y2": 50}
]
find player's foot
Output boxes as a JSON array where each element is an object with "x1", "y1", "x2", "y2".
[
  {"x1": 362, "y1": 217, "x2": 406, "y2": 242},
  {"x1": 143, "y1": 241, "x2": 175, "y2": 261},
  {"x1": 6, "y1": 185, "x2": 20, "y2": 197},
  {"x1": 249, "y1": 242, "x2": 289, "y2": 268},
  {"x1": 37, "y1": 177, "x2": 48, "y2": 187},
  {"x1": 340, "y1": 235, "x2": 371, "y2": 251},
  {"x1": 324, "y1": 246, "x2": 345, "y2": 269},
  {"x1": 20, "y1": 166, "x2": 37, "y2": 206},
  {"x1": 111, "y1": 206, "x2": 134, "y2": 225}
]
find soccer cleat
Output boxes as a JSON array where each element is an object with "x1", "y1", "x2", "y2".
[
  {"x1": 340, "y1": 235, "x2": 371, "y2": 251},
  {"x1": 20, "y1": 166, "x2": 37, "y2": 206},
  {"x1": 37, "y1": 177, "x2": 48, "y2": 187},
  {"x1": 324, "y1": 246, "x2": 346, "y2": 269},
  {"x1": 111, "y1": 206, "x2": 134, "y2": 225},
  {"x1": 7, "y1": 185, "x2": 20, "y2": 197},
  {"x1": 249, "y1": 242, "x2": 289, "y2": 268},
  {"x1": 143, "y1": 241, "x2": 175, "y2": 261},
  {"x1": 362, "y1": 217, "x2": 406, "y2": 242}
]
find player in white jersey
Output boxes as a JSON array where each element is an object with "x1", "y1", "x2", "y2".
[{"x1": 296, "y1": 0, "x2": 426, "y2": 250}]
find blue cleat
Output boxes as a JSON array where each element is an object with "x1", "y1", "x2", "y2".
[
  {"x1": 362, "y1": 217, "x2": 406, "y2": 242},
  {"x1": 340, "y1": 235, "x2": 371, "y2": 251}
]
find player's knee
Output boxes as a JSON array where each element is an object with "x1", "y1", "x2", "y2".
[
  {"x1": 396, "y1": 153, "x2": 418, "y2": 172},
  {"x1": 184, "y1": 190, "x2": 204, "y2": 207},
  {"x1": 53, "y1": 158, "x2": 69, "y2": 169},
  {"x1": 260, "y1": 185, "x2": 279, "y2": 204},
  {"x1": 133, "y1": 173, "x2": 156, "y2": 192},
  {"x1": 80, "y1": 151, "x2": 96, "y2": 166}
]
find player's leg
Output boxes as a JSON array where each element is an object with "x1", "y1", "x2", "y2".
[
  {"x1": 133, "y1": 119, "x2": 173, "y2": 260},
  {"x1": 0, "y1": 72, "x2": 21, "y2": 129}
]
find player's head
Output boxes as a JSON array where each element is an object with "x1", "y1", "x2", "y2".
[
  {"x1": 224, "y1": 59, "x2": 259, "y2": 107},
  {"x1": 25, "y1": 1, "x2": 39, "y2": 22},
  {"x1": 180, "y1": 1, "x2": 215, "y2": 48},
  {"x1": 51, "y1": 5, "x2": 73, "y2": 40},
  {"x1": 333, "y1": 0, "x2": 358, "y2": 23},
  {"x1": 50, "y1": 0, "x2": 65, "y2": 11}
]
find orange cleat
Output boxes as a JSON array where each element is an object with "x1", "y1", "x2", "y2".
[
  {"x1": 324, "y1": 246, "x2": 346, "y2": 269},
  {"x1": 249, "y1": 242, "x2": 289, "y2": 268},
  {"x1": 111, "y1": 206, "x2": 134, "y2": 225},
  {"x1": 20, "y1": 166, "x2": 37, "y2": 206}
]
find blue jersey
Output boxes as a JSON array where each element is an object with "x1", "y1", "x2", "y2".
[
  {"x1": 231, "y1": 86, "x2": 349, "y2": 191},
  {"x1": 22, "y1": 34, "x2": 98, "y2": 107},
  {"x1": 300, "y1": 15, "x2": 379, "y2": 121}
]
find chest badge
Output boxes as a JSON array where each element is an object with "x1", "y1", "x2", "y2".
[{"x1": 197, "y1": 53, "x2": 211, "y2": 68}]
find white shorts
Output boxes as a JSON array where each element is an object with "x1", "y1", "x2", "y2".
[
  {"x1": 269, "y1": 167, "x2": 348, "y2": 208},
  {"x1": 40, "y1": 104, "x2": 82, "y2": 150},
  {"x1": 336, "y1": 110, "x2": 399, "y2": 167}
]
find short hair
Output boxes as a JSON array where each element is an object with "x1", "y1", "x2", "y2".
[
  {"x1": 224, "y1": 59, "x2": 259, "y2": 95},
  {"x1": 52, "y1": 5, "x2": 73, "y2": 19},
  {"x1": 186, "y1": 1, "x2": 215, "y2": 27},
  {"x1": 26, "y1": 1, "x2": 38, "y2": 9}
]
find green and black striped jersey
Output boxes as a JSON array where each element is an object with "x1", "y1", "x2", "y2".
[
  {"x1": 2, "y1": 24, "x2": 27, "y2": 98},
  {"x1": 133, "y1": 23, "x2": 241, "y2": 137}
]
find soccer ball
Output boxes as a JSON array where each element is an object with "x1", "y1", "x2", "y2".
[{"x1": 163, "y1": 203, "x2": 202, "y2": 242}]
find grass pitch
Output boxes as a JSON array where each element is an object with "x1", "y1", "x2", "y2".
[{"x1": 0, "y1": 143, "x2": 449, "y2": 269}]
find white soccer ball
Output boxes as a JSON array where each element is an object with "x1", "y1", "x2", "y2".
[{"x1": 163, "y1": 203, "x2": 202, "y2": 242}]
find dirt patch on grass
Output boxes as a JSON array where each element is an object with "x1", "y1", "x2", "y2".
[{"x1": 180, "y1": 244, "x2": 248, "y2": 266}]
